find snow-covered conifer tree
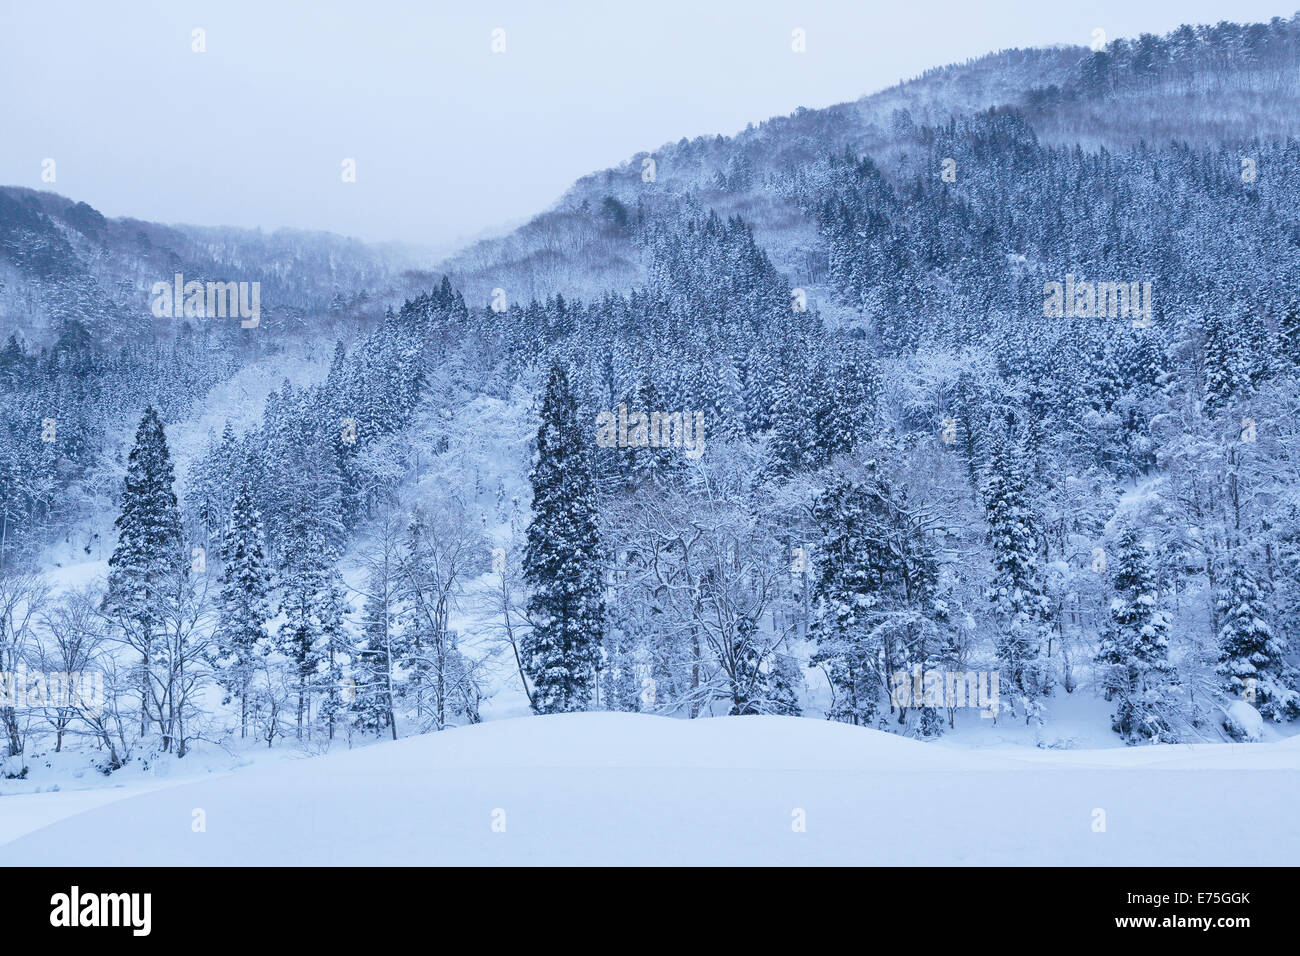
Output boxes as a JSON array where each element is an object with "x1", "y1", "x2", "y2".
[
  {"x1": 983, "y1": 429, "x2": 1051, "y2": 721},
  {"x1": 1095, "y1": 527, "x2": 1177, "y2": 742},
  {"x1": 1216, "y1": 557, "x2": 1299, "y2": 723},
  {"x1": 213, "y1": 481, "x2": 271, "y2": 738},
  {"x1": 104, "y1": 406, "x2": 185, "y2": 738},
  {"x1": 522, "y1": 364, "x2": 605, "y2": 713}
]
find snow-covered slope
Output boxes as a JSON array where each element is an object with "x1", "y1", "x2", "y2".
[{"x1": 4, "y1": 713, "x2": 1296, "y2": 866}]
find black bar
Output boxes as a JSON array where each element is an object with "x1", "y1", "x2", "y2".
[{"x1": 1, "y1": 866, "x2": 1282, "y2": 942}]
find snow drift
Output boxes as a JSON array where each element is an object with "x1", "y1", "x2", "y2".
[{"x1": 3, "y1": 713, "x2": 1297, "y2": 866}]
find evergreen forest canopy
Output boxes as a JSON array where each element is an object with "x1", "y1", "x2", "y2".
[{"x1": 2, "y1": 16, "x2": 1300, "y2": 774}]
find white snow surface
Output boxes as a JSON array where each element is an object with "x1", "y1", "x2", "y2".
[
  {"x1": 1224, "y1": 701, "x2": 1266, "y2": 742},
  {"x1": 3, "y1": 712, "x2": 1296, "y2": 865}
]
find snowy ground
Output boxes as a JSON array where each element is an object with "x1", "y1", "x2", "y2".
[{"x1": 3, "y1": 713, "x2": 1296, "y2": 865}]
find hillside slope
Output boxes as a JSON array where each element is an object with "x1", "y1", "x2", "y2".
[
  {"x1": 0, "y1": 186, "x2": 424, "y2": 346},
  {"x1": 433, "y1": 18, "x2": 1300, "y2": 307}
]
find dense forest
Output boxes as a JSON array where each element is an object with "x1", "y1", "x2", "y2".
[{"x1": 2, "y1": 16, "x2": 1299, "y2": 777}]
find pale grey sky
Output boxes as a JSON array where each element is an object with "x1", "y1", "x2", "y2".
[{"x1": 1, "y1": 0, "x2": 1294, "y2": 249}]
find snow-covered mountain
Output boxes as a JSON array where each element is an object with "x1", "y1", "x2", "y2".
[
  {"x1": 433, "y1": 19, "x2": 1300, "y2": 307},
  {"x1": 2, "y1": 15, "x2": 1299, "y2": 873}
]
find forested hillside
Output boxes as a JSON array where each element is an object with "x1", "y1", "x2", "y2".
[{"x1": 3, "y1": 15, "x2": 1300, "y2": 780}]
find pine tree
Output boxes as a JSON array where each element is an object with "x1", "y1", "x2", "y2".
[
  {"x1": 522, "y1": 364, "x2": 605, "y2": 713},
  {"x1": 767, "y1": 650, "x2": 804, "y2": 717},
  {"x1": 1278, "y1": 302, "x2": 1300, "y2": 368},
  {"x1": 932, "y1": 621, "x2": 965, "y2": 731},
  {"x1": 710, "y1": 357, "x2": 747, "y2": 443},
  {"x1": 104, "y1": 406, "x2": 184, "y2": 739},
  {"x1": 314, "y1": 571, "x2": 354, "y2": 740},
  {"x1": 277, "y1": 525, "x2": 351, "y2": 740},
  {"x1": 277, "y1": 549, "x2": 322, "y2": 741},
  {"x1": 1201, "y1": 313, "x2": 1247, "y2": 416},
  {"x1": 627, "y1": 376, "x2": 683, "y2": 488},
  {"x1": 983, "y1": 429, "x2": 1051, "y2": 721},
  {"x1": 395, "y1": 517, "x2": 436, "y2": 722},
  {"x1": 354, "y1": 559, "x2": 399, "y2": 739},
  {"x1": 213, "y1": 482, "x2": 271, "y2": 738},
  {"x1": 765, "y1": 359, "x2": 811, "y2": 478},
  {"x1": 819, "y1": 349, "x2": 880, "y2": 458},
  {"x1": 192, "y1": 422, "x2": 239, "y2": 541},
  {"x1": 726, "y1": 617, "x2": 802, "y2": 715},
  {"x1": 1216, "y1": 558, "x2": 1300, "y2": 722},
  {"x1": 809, "y1": 475, "x2": 886, "y2": 726},
  {"x1": 1095, "y1": 528, "x2": 1177, "y2": 742},
  {"x1": 1239, "y1": 309, "x2": 1275, "y2": 389},
  {"x1": 742, "y1": 344, "x2": 777, "y2": 435}
]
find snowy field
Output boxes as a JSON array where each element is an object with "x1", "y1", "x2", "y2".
[{"x1": 3, "y1": 713, "x2": 1296, "y2": 866}]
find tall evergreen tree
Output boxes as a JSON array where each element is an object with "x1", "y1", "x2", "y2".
[
  {"x1": 104, "y1": 406, "x2": 184, "y2": 738},
  {"x1": 983, "y1": 429, "x2": 1051, "y2": 721},
  {"x1": 1201, "y1": 312, "x2": 1247, "y2": 416},
  {"x1": 809, "y1": 475, "x2": 887, "y2": 726},
  {"x1": 313, "y1": 571, "x2": 354, "y2": 740},
  {"x1": 192, "y1": 422, "x2": 240, "y2": 541},
  {"x1": 522, "y1": 364, "x2": 605, "y2": 713},
  {"x1": 627, "y1": 376, "x2": 684, "y2": 488},
  {"x1": 1095, "y1": 528, "x2": 1177, "y2": 742},
  {"x1": 1216, "y1": 558, "x2": 1299, "y2": 722},
  {"x1": 819, "y1": 350, "x2": 880, "y2": 458},
  {"x1": 213, "y1": 482, "x2": 271, "y2": 738},
  {"x1": 1278, "y1": 302, "x2": 1300, "y2": 367},
  {"x1": 354, "y1": 563, "x2": 399, "y2": 738},
  {"x1": 277, "y1": 524, "x2": 350, "y2": 739},
  {"x1": 765, "y1": 358, "x2": 812, "y2": 478}
]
